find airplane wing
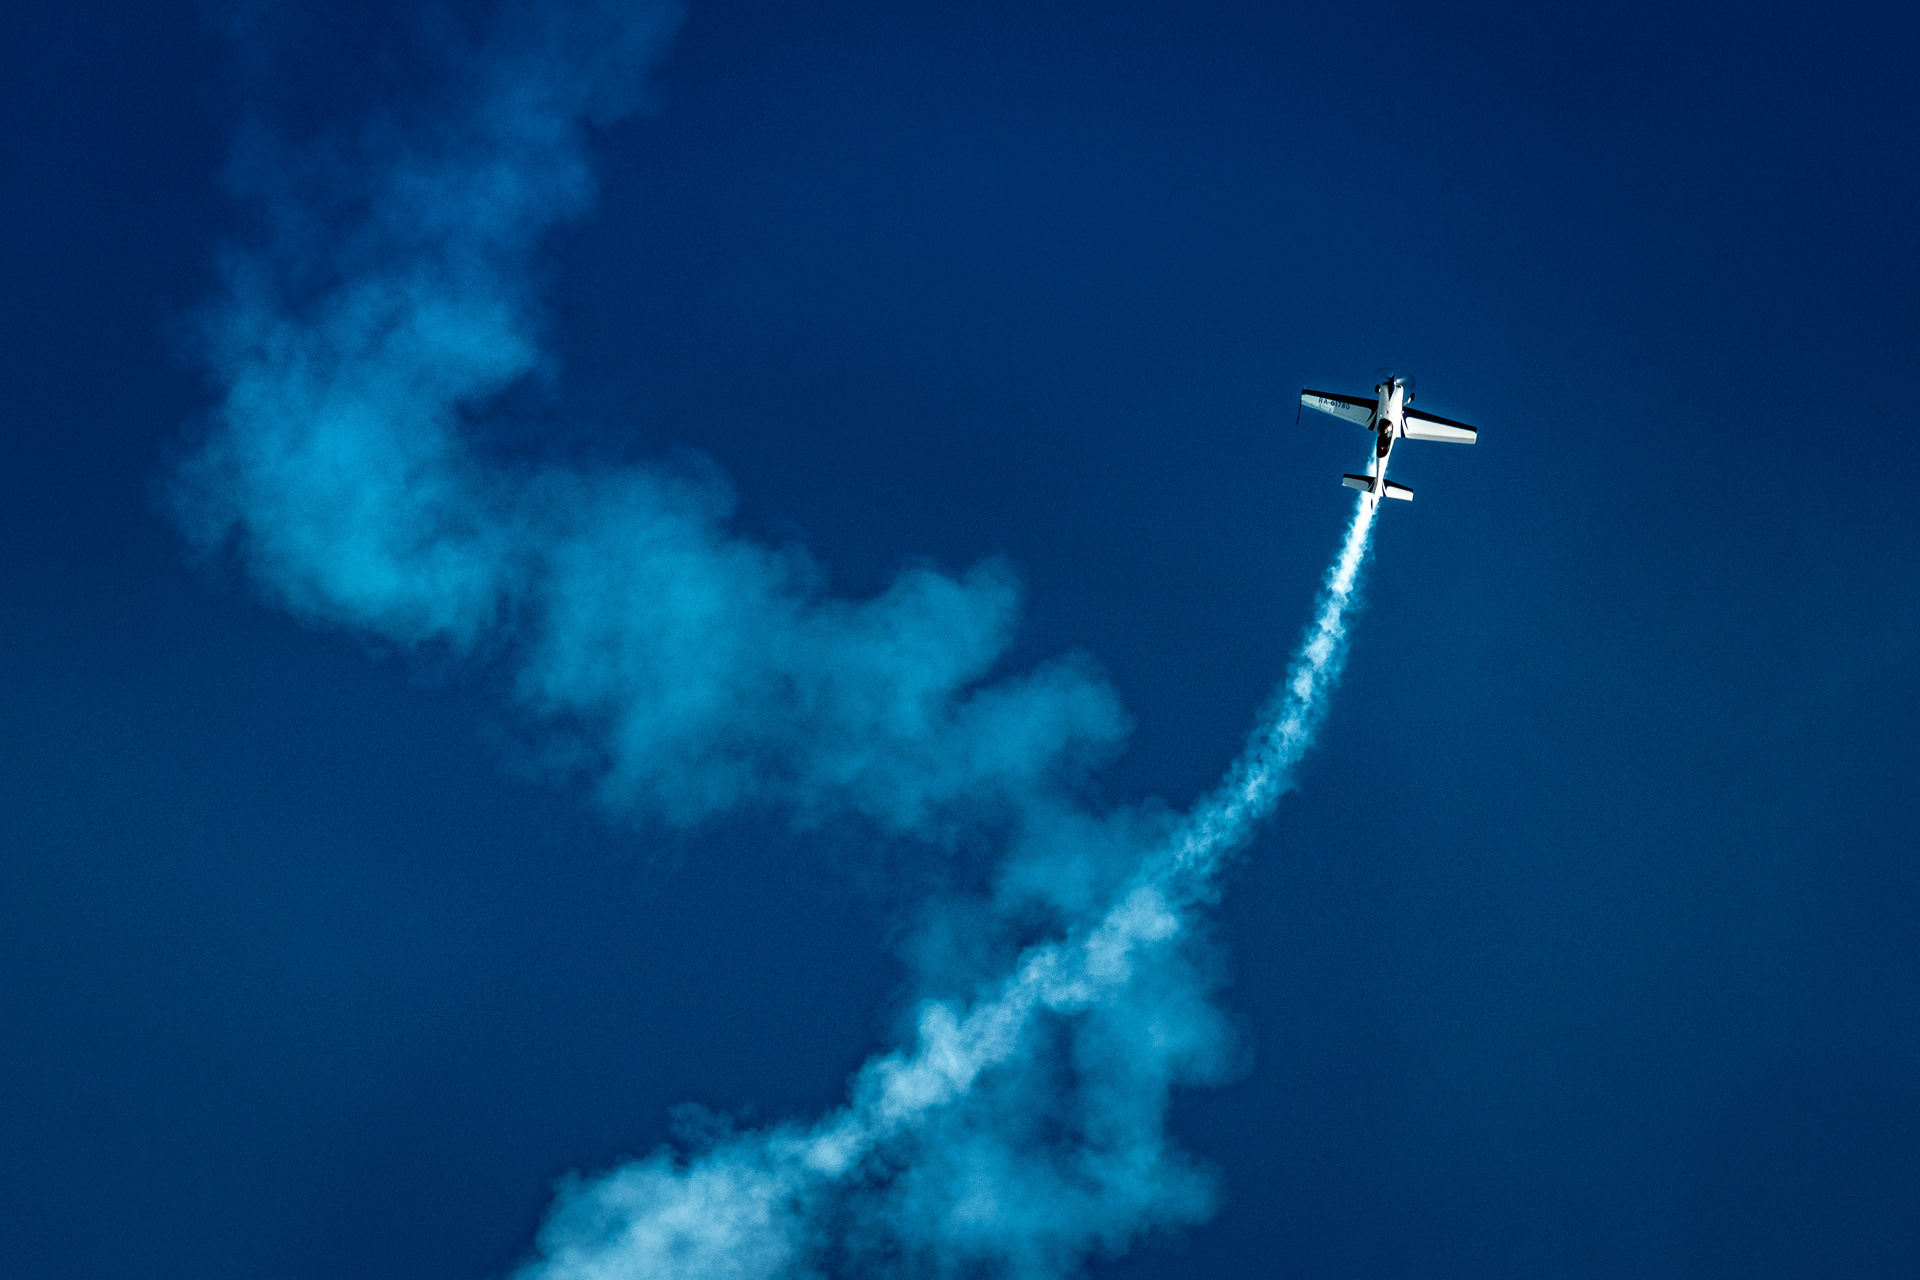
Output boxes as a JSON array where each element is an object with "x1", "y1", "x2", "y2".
[
  {"x1": 1300, "y1": 389, "x2": 1376, "y2": 427},
  {"x1": 1401, "y1": 407, "x2": 1477, "y2": 443}
]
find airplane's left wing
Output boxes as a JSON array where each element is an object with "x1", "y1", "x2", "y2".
[
  {"x1": 1401, "y1": 407, "x2": 1478, "y2": 443},
  {"x1": 1301, "y1": 389, "x2": 1376, "y2": 427}
]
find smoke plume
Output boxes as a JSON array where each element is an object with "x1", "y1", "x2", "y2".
[{"x1": 176, "y1": 2, "x2": 1379, "y2": 1275}]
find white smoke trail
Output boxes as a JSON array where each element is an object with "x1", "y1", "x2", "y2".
[
  {"x1": 177, "y1": 3, "x2": 1389, "y2": 1275},
  {"x1": 1164, "y1": 489, "x2": 1378, "y2": 887},
  {"x1": 517, "y1": 495, "x2": 1378, "y2": 1280}
]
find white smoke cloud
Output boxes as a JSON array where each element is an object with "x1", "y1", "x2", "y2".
[
  {"x1": 516, "y1": 498, "x2": 1374, "y2": 1279},
  {"x1": 176, "y1": 2, "x2": 1379, "y2": 1276}
]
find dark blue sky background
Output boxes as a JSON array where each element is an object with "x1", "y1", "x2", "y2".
[{"x1": 4, "y1": 0, "x2": 1917, "y2": 1276}]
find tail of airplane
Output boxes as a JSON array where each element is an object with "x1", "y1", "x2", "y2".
[{"x1": 1342, "y1": 474, "x2": 1413, "y2": 501}]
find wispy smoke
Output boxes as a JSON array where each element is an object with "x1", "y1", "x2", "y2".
[
  {"x1": 176, "y1": 2, "x2": 1379, "y2": 1276},
  {"x1": 520, "y1": 499, "x2": 1375, "y2": 1280}
]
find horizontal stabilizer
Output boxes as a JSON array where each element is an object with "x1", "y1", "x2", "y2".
[
  {"x1": 1401, "y1": 407, "x2": 1477, "y2": 443},
  {"x1": 1342, "y1": 474, "x2": 1413, "y2": 501}
]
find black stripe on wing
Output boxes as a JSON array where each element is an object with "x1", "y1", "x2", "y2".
[
  {"x1": 1301, "y1": 389, "x2": 1377, "y2": 410},
  {"x1": 1404, "y1": 407, "x2": 1477, "y2": 433}
]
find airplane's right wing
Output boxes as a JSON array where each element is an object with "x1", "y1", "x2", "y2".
[
  {"x1": 1301, "y1": 389, "x2": 1377, "y2": 427},
  {"x1": 1401, "y1": 407, "x2": 1478, "y2": 443}
]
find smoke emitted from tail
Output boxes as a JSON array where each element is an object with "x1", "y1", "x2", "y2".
[
  {"x1": 517, "y1": 497, "x2": 1376, "y2": 1280},
  {"x1": 176, "y1": 2, "x2": 1380, "y2": 1276}
]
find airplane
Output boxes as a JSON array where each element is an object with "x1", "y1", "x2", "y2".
[{"x1": 1299, "y1": 374, "x2": 1476, "y2": 502}]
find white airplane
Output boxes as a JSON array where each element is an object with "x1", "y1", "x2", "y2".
[{"x1": 1300, "y1": 375, "x2": 1476, "y2": 502}]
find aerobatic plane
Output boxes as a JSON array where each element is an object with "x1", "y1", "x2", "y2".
[{"x1": 1300, "y1": 375, "x2": 1476, "y2": 502}]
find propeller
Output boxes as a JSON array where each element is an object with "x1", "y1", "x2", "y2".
[{"x1": 1371, "y1": 367, "x2": 1415, "y2": 402}]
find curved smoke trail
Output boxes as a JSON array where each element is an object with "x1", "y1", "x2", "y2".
[
  {"x1": 518, "y1": 499, "x2": 1375, "y2": 1280},
  {"x1": 176, "y1": 2, "x2": 1381, "y2": 1276}
]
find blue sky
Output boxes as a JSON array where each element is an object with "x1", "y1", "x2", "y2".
[{"x1": 3, "y1": 1, "x2": 1917, "y2": 1277}]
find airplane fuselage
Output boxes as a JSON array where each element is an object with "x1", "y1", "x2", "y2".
[{"x1": 1370, "y1": 377, "x2": 1407, "y2": 491}]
